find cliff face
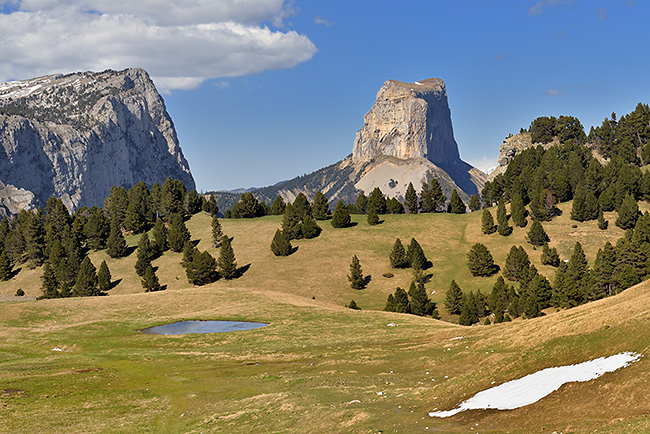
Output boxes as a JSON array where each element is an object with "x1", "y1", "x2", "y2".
[
  {"x1": 352, "y1": 78, "x2": 461, "y2": 165},
  {"x1": 0, "y1": 68, "x2": 195, "y2": 215}
]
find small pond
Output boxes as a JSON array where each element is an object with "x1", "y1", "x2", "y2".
[{"x1": 138, "y1": 320, "x2": 269, "y2": 335}]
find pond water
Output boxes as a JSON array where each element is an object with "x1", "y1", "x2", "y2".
[
  {"x1": 138, "y1": 320, "x2": 269, "y2": 335},
  {"x1": 429, "y1": 352, "x2": 642, "y2": 418}
]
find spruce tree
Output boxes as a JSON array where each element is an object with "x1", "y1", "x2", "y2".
[
  {"x1": 202, "y1": 194, "x2": 218, "y2": 215},
  {"x1": 540, "y1": 243, "x2": 560, "y2": 267},
  {"x1": 0, "y1": 250, "x2": 13, "y2": 281},
  {"x1": 393, "y1": 287, "x2": 410, "y2": 313},
  {"x1": 389, "y1": 238, "x2": 409, "y2": 269},
  {"x1": 420, "y1": 178, "x2": 446, "y2": 213},
  {"x1": 367, "y1": 207, "x2": 380, "y2": 225},
  {"x1": 168, "y1": 213, "x2": 191, "y2": 252},
  {"x1": 447, "y1": 189, "x2": 466, "y2": 214},
  {"x1": 97, "y1": 260, "x2": 111, "y2": 293},
  {"x1": 217, "y1": 237, "x2": 238, "y2": 280},
  {"x1": 616, "y1": 193, "x2": 640, "y2": 229},
  {"x1": 466, "y1": 243, "x2": 497, "y2": 276},
  {"x1": 497, "y1": 200, "x2": 512, "y2": 236},
  {"x1": 468, "y1": 194, "x2": 482, "y2": 212},
  {"x1": 312, "y1": 191, "x2": 330, "y2": 220},
  {"x1": 301, "y1": 215, "x2": 322, "y2": 238},
  {"x1": 445, "y1": 279, "x2": 464, "y2": 315},
  {"x1": 106, "y1": 221, "x2": 128, "y2": 258},
  {"x1": 181, "y1": 241, "x2": 197, "y2": 270},
  {"x1": 331, "y1": 200, "x2": 352, "y2": 228},
  {"x1": 458, "y1": 292, "x2": 479, "y2": 325},
  {"x1": 346, "y1": 300, "x2": 361, "y2": 310},
  {"x1": 404, "y1": 182, "x2": 418, "y2": 214},
  {"x1": 387, "y1": 197, "x2": 404, "y2": 214},
  {"x1": 186, "y1": 250, "x2": 218, "y2": 285},
  {"x1": 526, "y1": 220, "x2": 550, "y2": 246},
  {"x1": 40, "y1": 261, "x2": 59, "y2": 299},
  {"x1": 270, "y1": 195, "x2": 286, "y2": 215},
  {"x1": 271, "y1": 230, "x2": 292, "y2": 256},
  {"x1": 211, "y1": 215, "x2": 224, "y2": 248},
  {"x1": 85, "y1": 206, "x2": 110, "y2": 250},
  {"x1": 151, "y1": 217, "x2": 168, "y2": 254},
  {"x1": 367, "y1": 187, "x2": 387, "y2": 215},
  {"x1": 409, "y1": 282, "x2": 436, "y2": 317},
  {"x1": 281, "y1": 203, "x2": 302, "y2": 239},
  {"x1": 597, "y1": 208, "x2": 609, "y2": 230},
  {"x1": 383, "y1": 293, "x2": 396, "y2": 312},
  {"x1": 566, "y1": 241, "x2": 588, "y2": 281},
  {"x1": 73, "y1": 256, "x2": 99, "y2": 297},
  {"x1": 504, "y1": 245, "x2": 531, "y2": 282},
  {"x1": 134, "y1": 233, "x2": 154, "y2": 276},
  {"x1": 407, "y1": 238, "x2": 427, "y2": 270},
  {"x1": 141, "y1": 264, "x2": 162, "y2": 292},
  {"x1": 292, "y1": 193, "x2": 312, "y2": 221},
  {"x1": 481, "y1": 209, "x2": 497, "y2": 234},
  {"x1": 348, "y1": 255, "x2": 365, "y2": 289},
  {"x1": 510, "y1": 193, "x2": 527, "y2": 227},
  {"x1": 355, "y1": 193, "x2": 368, "y2": 214},
  {"x1": 186, "y1": 190, "x2": 202, "y2": 215}
]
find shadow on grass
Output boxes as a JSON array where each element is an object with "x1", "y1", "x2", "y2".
[
  {"x1": 237, "y1": 263, "x2": 251, "y2": 277},
  {"x1": 110, "y1": 278, "x2": 123, "y2": 290}
]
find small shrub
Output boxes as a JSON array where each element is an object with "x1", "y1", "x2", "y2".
[
  {"x1": 382, "y1": 272, "x2": 394, "y2": 278},
  {"x1": 15, "y1": 288, "x2": 24, "y2": 296}
]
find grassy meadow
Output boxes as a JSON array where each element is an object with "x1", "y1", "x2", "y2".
[{"x1": 1, "y1": 202, "x2": 650, "y2": 433}]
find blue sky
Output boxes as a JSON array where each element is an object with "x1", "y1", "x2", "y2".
[{"x1": 1, "y1": 1, "x2": 648, "y2": 191}]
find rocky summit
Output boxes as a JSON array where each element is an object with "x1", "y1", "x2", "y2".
[{"x1": 0, "y1": 68, "x2": 195, "y2": 216}]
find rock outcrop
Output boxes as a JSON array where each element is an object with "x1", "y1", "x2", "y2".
[
  {"x1": 489, "y1": 132, "x2": 560, "y2": 180},
  {"x1": 0, "y1": 68, "x2": 195, "y2": 216},
  {"x1": 352, "y1": 78, "x2": 460, "y2": 165}
]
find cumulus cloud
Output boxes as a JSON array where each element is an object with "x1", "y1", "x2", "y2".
[{"x1": 0, "y1": 0, "x2": 317, "y2": 91}]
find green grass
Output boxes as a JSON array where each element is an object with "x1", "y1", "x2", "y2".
[{"x1": 1, "y1": 205, "x2": 650, "y2": 433}]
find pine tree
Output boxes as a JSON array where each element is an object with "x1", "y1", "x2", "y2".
[
  {"x1": 141, "y1": 264, "x2": 163, "y2": 292},
  {"x1": 104, "y1": 186, "x2": 129, "y2": 228},
  {"x1": 526, "y1": 220, "x2": 550, "y2": 246},
  {"x1": 331, "y1": 200, "x2": 352, "y2": 228},
  {"x1": 459, "y1": 292, "x2": 479, "y2": 325},
  {"x1": 134, "y1": 233, "x2": 154, "y2": 276},
  {"x1": 404, "y1": 182, "x2": 418, "y2": 214},
  {"x1": 571, "y1": 183, "x2": 599, "y2": 222},
  {"x1": 270, "y1": 195, "x2": 286, "y2": 215},
  {"x1": 481, "y1": 209, "x2": 497, "y2": 234},
  {"x1": 161, "y1": 178, "x2": 187, "y2": 219},
  {"x1": 504, "y1": 245, "x2": 531, "y2": 282},
  {"x1": 151, "y1": 217, "x2": 168, "y2": 254},
  {"x1": 0, "y1": 250, "x2": 13, "y2": 281},
  {"x1": 445, "y1": 279, "x2": 464, "y2": 315},
  {"x1": 394, "y1": 287, "x2": 410, "y2": 313},
  {"x1": 217, "y1": 237, "x2": 238, "y2": 280},
  {"x1": 168, "y1": 213, "x2": 191, "y2": 252},
  {"x1": 292, "y1": 193, "x2": 312, "y2": 221},
  {"x1": 409, "y1": 282, "x2": 436, "y2": 317},
  {"x1": 447, "y1": 189, "x2": 466, "y2": 214},
  {"x1": 271, "y1": 230, "x2": 292, "y2": 256},
  {"x1": 186, "y1": 190, "x2": 202, "y2": 215},
  {"x1": 97, "y1": 260, "x2": 111, "y2": 293},
  {"x1": 355, "y1": 193, "x2": 368, "y2": 214},
  {"x1": 540, "y1": 243, "x2": 560, "y2": 267},
  {"x1": 106, "y1": 221, "x2": 128, "y2": 258},
  {"x1": 40, "y1": 261, "x2": 59, "y2": 299},
  {"x1": 348, "y1": 255, "x2": 365, "y2": 289},
  {"x1": 387, "y1": 197, "x2": 404, "y2": 214},
  {"x1": 566, "y1": 241, "x2": 588, "y2": 281},
  {"x1": 616, "y1": 193, "x2": 639, "y2": 229},
  {"x1": 85, "y1": 206, "x2": 110, "y2": 250},
  {"x1": 510, "y1": 193, "x2": 527, "y2": 227},
  {"x1": 211, "y1": 215, "x2": 224, "y2": 248},
  {"x1": 389, "y1": 238, "x2": 409, "y2": 269},
  {"x1": 466, "y1": 243, "x2": 497, "y2": 276},
  {"x1": 497, "y1": 200, "x2": 512, "y2": 236},
  {"x1": 367, "y1": 207, "x2": 380, "y2": 225},
  {"x1": 420, "y1": 178, "x2": 446, "y2": 212},
  {"x1": 73, "y1": 256, "x2": 99, "y2": 297},
  {"x1": 202, "y1": 194, "x2": 218, "y2": 215},
  {"x1": 346, "y1": 300, "x2": 361, "y2": 310},
  {"x1": 468, "y1": 194, "x2": 482, "y2": 212},
  {"x1": 367, "y1": 187, "x2": 387, "y2": 215},
  {"x1": 186, "y1": 250, "x2": 218, "y2": 285},
  {"x1": 281, "y1": 203, "x2": 302, "y2": 239},
  {"x1": 124, "y1": 181, "x2": 151, "y2": 233},
  {"x1": 301, "y1": 215, "x2": 322, "y2": 238},
  {"x1": 312, "y1": 191, "x2": 330, "y2": 220},
  {"x1": 597, "y1": 208, "x2": 609, "y2": 230},
  {"x1": 383, "y1": 293, "x2": 396, "y2": 312},
  {"x1": 407, "y1": 238, "x2": 427, "y2": 270}
]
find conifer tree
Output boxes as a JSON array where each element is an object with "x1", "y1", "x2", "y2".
[
  {"x1": 312, "y1": 191, "x2": 330, "y2": 220},
  {"x1": 301, "y1": 215, "x2": 322, "y2": 238},
  {"x1": 355, "y1": 193, "x2": 368, "y2": 214},
  {"x1": 202, "y1": 194, "x2": 218, "y2": 215},
  {"x1": 566, "y1": 241, "x2": 588, "y2": 281},
  {"x1": 168, "y1": 213, "x2": 191, "y2": 252},
  {"x1": 393, "y1": 287, "x2": 410, "y2": 313},
  {"x1": 281, "y1": 203, "x2": 302, "y2": 239},
  {"x1": 597, "y1": 208, "x2": 609, "y2": 230},
  {"x1": 459, "y1": 292, "x2": 479, "y2": 325},
  {"x1": 409, "y1": 282, "x2": 437, "y2": 317},
  {"x1": 141, "y1": 264, "x2": 163, "y2": 292},
  {"x1": 271, "y1": 229, "x2": 292, "y2": 256},
  {"x1": 217, "y1": 237, "x2": 238, "y2": 280},
  {"x1": 186, "y1": 250, "x2": 218, "y2": 285},
  {"x1": 181, "y1": 241, "x2": 197, "y2": 270},
  {"x1": 85, "y1": 206, "x2": 110, "y2": 250},
  {"x1": 466, "y1": 243, "x2": 497, "y2": 276},
  {"x1": 161, "y1": 178, "x2": 187, "y2": 218},
  {"x1": 447, "y1": 189, "x2": 466, "y2": 214},
  {"x1": 616, "y1": 193, "x2": 640, "y2": 229},
  {"x1": 526, "y1": 220, "x2": 550, "y2": 246},
  {"x1": 186, "y1": 190, "x2": 202, "y2": 215},
  {"x1": 419, "y1": 178, "x2": 446, "y2": 212},
  {"x1": 481, "y1": 209, "x2": 497, "y2": 234},
  {"x1": 97, "y1": 260, "x2": 111, "y2": 293},
  {"x1": 348, "y1": 255, "x2": 365, "y2": 289},
  {"x1": 404, "y1": 182, "x2": 418, "y2": 214},
  {"x1": 468, "y1": 194, "x2": 482, "y2": 212},
  {"x1": 104, "y1": 185, "x2": 129, "y2": 228},
  {"x1": 367, "y1": 207, "x2": 380, "y2": 225},
  {"x1": 106, "y1": 221, "x2": 128, "y2": 258},
  {"x1": 211, "y1": 215, "x2": 224, "y2": 248},
  {"x1": 73, "y1": 256, "x2": 99, "y2": 297},
  {"x1": 510, "y1": 193, "x2": 527, "y2": 227},
  {"x1": 134, "y1": 233, "x2": 154, "y2": 276},
  {"x1": 151, "y1": 217, "x2": 168, "y2": 254},
  {"x1": 540, "y1": 243, "x2": 560, "y2": 267},
  {"x1": 571, "y1": 183, "x2": 599, "y2": 222},
  {"x1": 331, "y1": 200, "x2": 352, "y2": 228},
  {"x1": 346, "y1": 300, "x2": 361, "y2": 310},
  {"x1": 389, "y1": 238, "x2": 409, "y2": 269},
  {"x1": 475, "y1": 289, "x2": 489, "y2": 317},
  {"x1": 383, "y1": 293, "x2": 396, "y2": 312},
  {"x1": 292, "y1": 193, "x2": 312, "y2": 221},
  {"x1": 40, "y1": 261, "x2": 59, "y2": 299},
  {"x1": 367, "y1": 187, "x2": 387, "y2": 215},
  {"x1": 124, "y1": 181, "x2": 151, "y2": 233},
  {"x1": 504, "y1": 245, "x2": 531, "y2": 282},
  {"x1": 387, "y1": 197, "x2": 404, "y2": 214},
  {"x1": 497, "y1": 200, "x2": 512, "y2": 236},
  {"x1": 407, "y1": 238, "x2": 427, "y2": 270},
  {"x1": 617, "y1": 264, "x2": 640, "y2": 290},
  {"x1": 270, "y1": 195, "x2": 286, "y2": 215},
  {"x1": 0, "y1": 250, "x2": 12, "y2": 281},
  {"x1": 445, "y1": 279, "x2": 464, "y2": 315}
]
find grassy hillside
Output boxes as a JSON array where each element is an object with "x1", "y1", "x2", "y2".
[{"x1": 1, "y1": 204, "x2": 649, "y2": 433}]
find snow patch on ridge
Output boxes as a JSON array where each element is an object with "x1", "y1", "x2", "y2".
[{"x1": 429, "y1": 352, "x2": 642, "y2": 418}]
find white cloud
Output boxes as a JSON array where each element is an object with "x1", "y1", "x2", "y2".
[
  {"x1": 314, "y1": 16, "x2": 334, "y2": 27},
  {"x1": 545, "y1": 89, "x2": 564, "y2": 96},
  {"x1": 528, "y1": 0, "x2": 573, "y2": 16},
  {"x1": 0, "y1": 0, "x2": 317, "y2": 91}
]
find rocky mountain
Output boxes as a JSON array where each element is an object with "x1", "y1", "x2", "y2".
[
  {"x1": 0, "y1": 68, "x2": 195, "y2": 216},
  {"x1": 214, "y1": 78, "x2": 486, "y2": 210}
]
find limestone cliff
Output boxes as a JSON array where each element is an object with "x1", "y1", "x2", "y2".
[{"x1": 0, "y1": 68, "x2": 195, "y2": 216}]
